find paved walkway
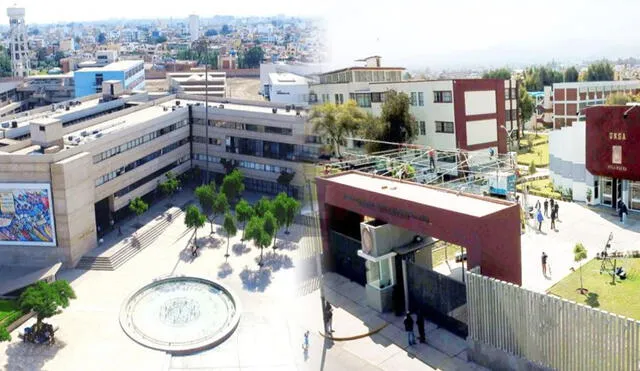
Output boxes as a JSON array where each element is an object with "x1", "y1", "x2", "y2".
[{"x1": 519, "y1": 195, "x2": 640, "y2": 293}]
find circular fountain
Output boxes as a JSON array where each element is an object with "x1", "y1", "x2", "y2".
[{"x1": 119, "y1": 276, "x2": 240, "y2": 354}]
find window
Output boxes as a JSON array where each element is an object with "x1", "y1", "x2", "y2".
[
  {"x1": 506, "y1": 110, "x2": 512, "y2": 121},
  {"x1": 39, "y1": 126, "x2": 45, "y2": 132},
  {"x1": 418, "y1": 92, "x2": 424, "y2": 106},
  {"x1": 355, "y1": 93, "x2": 371, "y2": 108},
  {"x1": 371, "y1": 92, "x2": 382, "y2": 103},
  {"x1": 434, "y1": 91, "x2": 452, "y2": 103},
  {"x1": 419, "y1": 121, "x2": 426, "y2": 135},
  {"x1": 435, "y1": 121, "x2": 454, "y2": 133},
  {"x1": 410, "y1": 92, "x2": 417, "y2": 106},
  {"x1": 334, "y1": 94, "x2": 344, "y2": 105}
]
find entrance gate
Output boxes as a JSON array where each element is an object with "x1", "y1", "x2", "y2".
[{"x1": 329, "y1": 230, "x2": 366, "y2": 286}]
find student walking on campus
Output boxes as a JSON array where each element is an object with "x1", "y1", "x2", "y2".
[
  {"x1": 543, "y1": 199, "x2": 549, "y2": 217},
  {"x1": 550, "y1": 206, "x2": 557, "y2": 231},
  {"x1": 549, "y1": 198, "x2": 555, "y2": 213},
  {"x1": 541, "y1": 252, "x2": 548, "y2": 276},
  {"x1": 536, "y1": 209, "x2": 544, "y2": 231},
  {"x1": 535, "y1": 199, "x2": 541, "y2": 211},
  {"x1": 416, "y1": 311, "x2": 426, "y2": 344},
  {"x1": 324, "y1": 302, "x2": 334, "y2": 333},
  {"x1": 404, "y1": 312, "x2": 416, "y2": 346},
  {"x1": 554, "y1": 202, "x2": 560, "y2": 221}
]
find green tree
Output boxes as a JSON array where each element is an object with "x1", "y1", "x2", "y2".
[
  {"x1": 213, "y1": 192, "x2": 230, "y2": 227},
  {"x1": 564, "y1": 66, "x2": 579, "y2": 82},
  {"x1": 606, "y1": 92, "x2": 639, "y2": 105},
  {"x1": 184, "y1": 205, "x2": 206, "y2": 248},
  {"x1": 519, "y1": 88, "x2": 535, "y2": 132},
  {"x1": 18, "y1": 280, "x2": 76, "y2": 333},
  {"x1": 309, "y1": 100, "x2": 367, "y2": 158},
  {"x1": 0, "y1": 47, "x2": 12, "y2": 77},
  {"x1": 244, "y1": 46, "x2": 265, "y2": 68},
  {"x1": 97, "y1": 32, "x2": 107, "y2": 44},
  {"x1": 221, "y1": 169, "x2": 245, "y2": 202},
  {"x1": 522, "y1": 66, "x2": 564, "y2": 92},
  {"x1": 363, "y1": 90, "x2": 417, "y2": 153},
  {"x1": 586, "y1": 62, "x2": 614, "y2": 81},
  {"x1": 129, "y1": 197, "x2": 148, "y2": 225},
  {"x1": 262, "y1": 210, "x2": 278, "y2": 250},
  {"x1": 283, "y1": 196, "x2": 300, "y2": 234},
  {"x1": 0, "y1": 326, "x2": 10, "y2": 342},
  {"x1": 574, "y1": 243, "x2": 588, "y2": 294},
  {"x1": 235, "y1": 199, "x2": 254, "y2": 241},
  {"x1": 221, "y1": 24, "x2": 232, "y2": 35},
  {"x1": 254, "y1": 196, "x2": 273, "y2": 218},
  {"x1": 222, "y1": 212, "x2": 237, "y2": 258},
  {"x1": 195, "y1": 183, "x2": 216, "y2": 234},
  {"x1": 246, "y1": 216, "x2": 271, "y2": 267},
  {"x1": 483, "y1": 68, "x2": 512, "y2": 79},
  {"x1": 272, "y1": 193, "x2": 288, "y2": 247},
  {"x1": 159, "y1": 171, "x2": 180, "y2": 201}
]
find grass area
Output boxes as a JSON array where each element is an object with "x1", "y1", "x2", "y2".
[
  {"x1": 548, "y1": 258, "x2": 640, "y2": 320},
  {"x1": 516, "y1": 178, "x2": 562, "y2": 199},
  {"x1": 432, "y1": 242, "x2": 465, "y2": 267},
  {"x1": 517, "y1": 134, "x2": 549, "y2": 167},
  {"x1": 0, "y1": 299, "x2": 22, "y2": 327}
]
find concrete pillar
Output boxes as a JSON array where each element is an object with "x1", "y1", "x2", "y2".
[{"x1": 402, "y1": 258, "x2": 409, "y2": 312}]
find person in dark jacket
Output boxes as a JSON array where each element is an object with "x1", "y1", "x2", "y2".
[
  {"x1": 324, "y1": 302, "x2": 334, "y2": 333},
  {"x1": 404, "y1": 312, "x2": 416, "y2": 346},
  {"x1": 416, "y1": 311, "x2": 426, "y2": 343}
]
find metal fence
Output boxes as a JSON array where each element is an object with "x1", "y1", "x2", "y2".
[
  {"x1": 466, "y1": 272, "x2": 640, "y2": 371},
  {"x1": 407, "y1": 261, "x2": 468, "y2": 337}
]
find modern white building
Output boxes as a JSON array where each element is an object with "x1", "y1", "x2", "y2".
[
  {"x1": 189, "y1": 15, "x2": 200, "y2": 42},
  {"x1": 548, "y1": 121, "x2": 590, "y2": 202},
  {"x1": 259, "y1": 62, "x2": 326, "y2": 96},
  {"x1": 167, "y1": 71, "x2": 226, "y2": 98},
  {"x1": 266, "y1": 73, "x2": 310, "y2": 106}
]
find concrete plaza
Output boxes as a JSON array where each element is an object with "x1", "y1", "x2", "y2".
[{"x1": 0, "y1": 189, "x2": 462, "y2": 371}]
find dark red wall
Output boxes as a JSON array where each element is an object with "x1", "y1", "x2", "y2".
[
  {"x1": 585, "y1": 105, "x2": 640, "y2": 181},
  {"x1": 453, "y1": 79, "x2": 508, "y2": 154},
  {"x1": 316, "y1": 172, "x2": 522, "y2": 285}
]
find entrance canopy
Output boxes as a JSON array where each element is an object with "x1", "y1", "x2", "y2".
[{"x1": 317, "y1": 171, "x2": 521, "y2": 285}]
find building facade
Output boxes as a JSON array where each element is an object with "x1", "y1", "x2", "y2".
[
  {"x1": 552, "y1": 81, "x2": 640, "y2": 129},
  {"x1": 0, "y1": 91, "x2": 318, "y2": 268},
  {"x1": 74, "y1": 60, "x2": 145, "y2": 98},
  {"x1": 167, "y1": 71, "x2": 226, "y2": 98},
  {"x1": 549, "y1": 104, "x2": 640, "y2": 211},
  {"x1": 266, "y1": 73, "x2": 310, "y2": 106}
]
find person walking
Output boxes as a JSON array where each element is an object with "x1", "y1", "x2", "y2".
[
  {"x1": 542, "y1": 252, "x2": 548, "y2": 276},
  {"x1": 550, "y1": 206, "x2": 556, "y2": 231},
  {"x1": 536, "y1": 209, "x2": 544, "y2": 231},
  {"x1": 324, "y1": 302, "x2": 334, "y2": 333},
  {"x1": 404, "y1": 312, "x2": 416, "y2": 346},
  {"x1": 554, "y1": 203, "x2": 560, "y2": 221},
  {"x1": 302, "y1": 330, "x2": 310, "y2": 350},
  {"x1": 416, "y1": 311, "x2": 426, "y2": 344},
  {"x1": 535, "y1": 199, "x2": 541, "y2": 211},
  {"x1": 543, "y1": 199, "x2": 549, "y2": 217},
  {"x1": 550, "y1": 198, "x2": 555, "y2": 213},
  {"x1": 621, "y1": 201, "x2": 629, "y2": 224}
]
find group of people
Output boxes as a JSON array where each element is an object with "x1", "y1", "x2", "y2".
[{"x1": 535, "y1": 198, "x2": 560, "y2": 232}]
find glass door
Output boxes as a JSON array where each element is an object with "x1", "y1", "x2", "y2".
[{"x1": 602, "y1": 177, "x2": 613, "y2": 206}]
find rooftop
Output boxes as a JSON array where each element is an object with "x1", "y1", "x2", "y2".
[
  {"x1": 76, "y1": 60, "x2": 144, "y2": 73},
  {"x1": 318, "y1": 66, "x2": 405, "y2": 77},
  {"x1": 324, "y1": 171, "x2": 511, "y2": 218},
  {"x1": 269, "y1": 72, "x2": 308, "y2": 85},
  {"x1": 553, "y1": 80, "x2": 640, "y2": 88}
]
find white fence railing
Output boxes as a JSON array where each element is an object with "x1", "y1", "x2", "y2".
[{"x1": 466, "y1": 272, "x2": 640, "y2": 371}]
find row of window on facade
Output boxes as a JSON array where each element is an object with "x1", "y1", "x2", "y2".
[
  {"x1": 191, "y1": 118, "x2": 293, "y2": 136},
  {"x1": 95, "y1": 138, "x2": 189, "y2": 186},
  {"x1": 124, "y1": 63, "x2": 144, "y2": 80},
  {"x1": 319, "y1": 90, "x2": 453, "y2": 107},
  {"x1": 113, "y1": 155, "x2": 189, "y2": 198},
  {"x1": 318, "y1": 70, "x2": 403, "y2": 84},
  {"x1": 191, "y1": 153, "x2": 294, "y2": 175},
  {"x1": 92, "y1": 119, "x2": 189, "y2": 164}
]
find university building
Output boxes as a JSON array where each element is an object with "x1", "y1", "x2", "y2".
[
  {"x1": 549, "y1": 104, "x2": 640, "y2": 211},
  {"x1": 0, "y1": 84, "x2": 318, "y2": 268},
  {"x1": 310, "y1": 56, "x2": 518, "y2": 160}
]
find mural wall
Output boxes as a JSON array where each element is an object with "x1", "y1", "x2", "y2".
[{"x1": 0, "y1": 183, "x2": 56, "y2": 246}]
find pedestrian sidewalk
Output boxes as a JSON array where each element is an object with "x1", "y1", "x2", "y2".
[{"x1": 318, "y1": 273, "x2": 490, "y2": 371}]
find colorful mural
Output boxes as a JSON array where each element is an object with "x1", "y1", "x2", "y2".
[{"x1": 0, "y1": 184, "x2": 56, "y2": 246}]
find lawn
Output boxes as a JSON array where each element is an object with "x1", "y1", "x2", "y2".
[
  {"x1": 517, "y1": 133, "x2": 549, "y2": 167},
  {"x1": 516, "y1": 178, "x2": 562, "y2": 199},
  {"x1": 548, "y1": 258, "x2": 640, "y2": 320},
  {"x1": 0, "y1": 299, "x2": 22, "y2": 327}
]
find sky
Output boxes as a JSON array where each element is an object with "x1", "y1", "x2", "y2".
[{"x1": 7, "y1": 0, "x2": 640, "y2": 70}]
